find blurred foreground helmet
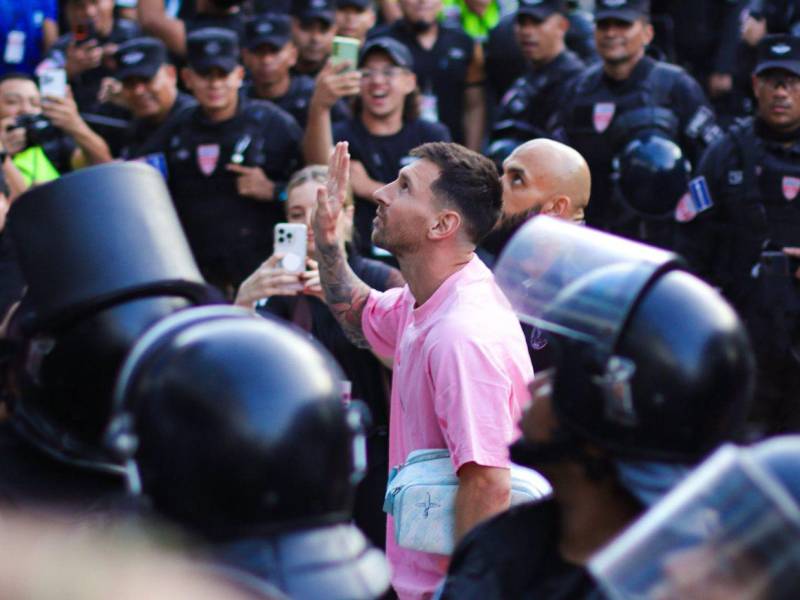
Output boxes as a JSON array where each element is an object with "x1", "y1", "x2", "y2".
[
  {"x1": 3, "y1": 163, "x2": 217, "y2": 472},
  {"x1": 108, "y1": 306, "x2": 390, "y2": 599},
  {"x1": 496, "y1": 217, "x2": 755, "y2": 463},
  {"x1": 590, "y1": 435, "x2": 800, "y2": 600}
]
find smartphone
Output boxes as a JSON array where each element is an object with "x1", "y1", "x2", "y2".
[
  {"x1": 274, "y1": 223, "x2": 307, "y2": 274},
  {"x1": 39, "y1": 68, "x2": 67, "y2": 98},
  {"x1": 331, "y1": 36, "x2": 360, "y2": 72}
]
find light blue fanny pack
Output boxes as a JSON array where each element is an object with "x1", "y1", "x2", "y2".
[{"x1": 383, "y1": 448, "x2": 552, "y2": 555}]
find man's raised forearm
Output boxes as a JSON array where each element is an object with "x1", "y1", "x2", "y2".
[{"x1": 316, "y1": 240, "x2": 373, "y2": 348}]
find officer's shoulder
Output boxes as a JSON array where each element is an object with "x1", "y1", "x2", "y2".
[
  {"x1": 242, "y1": 98, "x2": 300, "y2": 128},
  {"x1": 571, "y1": 61, "x2": 604, "y2": 89}
]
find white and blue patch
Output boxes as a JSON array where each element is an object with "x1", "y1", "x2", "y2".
[{"x1": 674, "y1": 176, "x2": 714, "y2": 222}]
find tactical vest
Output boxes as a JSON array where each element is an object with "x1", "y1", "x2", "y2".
[
  {"x1": 727, "y1": 119, "x2": 800, "y2": 249},
  {"x1": 563, "y1": 60, "x2": 684, "y2": 226},
  {"x1": 164, "y1": 102, "x2": 298, "y2": 286}
]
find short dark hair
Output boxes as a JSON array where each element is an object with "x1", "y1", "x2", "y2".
[{"x1": 410, "y1": 142, "x2": 502, "y2": 244}]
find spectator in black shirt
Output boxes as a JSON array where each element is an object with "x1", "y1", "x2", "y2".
[
  {"x1": 370, "y1": 0, "x2": 486, "y2": 150},
  {"x1": 304, "y1": 36, "x2": 450, "y2": 259}
]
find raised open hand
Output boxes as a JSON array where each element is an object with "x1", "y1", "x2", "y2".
[{"x1": 313, "y1": 141, "x2": 350, "y2": 249}]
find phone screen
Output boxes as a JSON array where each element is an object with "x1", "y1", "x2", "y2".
[
  {"x1": 39, "y1": 69, "x2": 67, "y2": 98},
  {"x1": 331, "y1": 36, "x2": 361, "y2": 72}
]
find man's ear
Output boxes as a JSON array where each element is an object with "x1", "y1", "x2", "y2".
[
  {"x1": 542, "y1": 195, "x2": 570, "y2": 218},
  {"x1": 429, "y1": 210, "x2": 461, "y2": 240}
]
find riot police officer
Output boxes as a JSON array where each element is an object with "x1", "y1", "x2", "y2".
[
  {"x1": 439, "y1": 217, "x2": 755, "y2": 599},
  {"x1": 488, "y1": 0, "x2": 584, "y2": 162},
  {"x1": 109, "y1": 306, "x2": 392, "y2": 600},
  {"x1": 150, "y1": 28, "x2": 303, "y2": 295},
  {"x1": 557, "y1": 0, "x2": 721, "y2": 249},
  {"x1": 676, "y1": 34, "x2": 800, "y2": 435},
  {"x1": 0, "y1": 162, "x2": 215, "y2": 515}
]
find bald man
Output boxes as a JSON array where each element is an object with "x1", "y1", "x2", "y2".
[{"x1": 480, "y1": 138, "x2": 591, "y2": 267}]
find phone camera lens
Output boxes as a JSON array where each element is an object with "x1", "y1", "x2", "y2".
[
  {"x1": 278, "y1": 236, "x2": 284, "y2": 243},
  {"x1": 287, "y1": 232, "x2": 293, "y2": 239}
]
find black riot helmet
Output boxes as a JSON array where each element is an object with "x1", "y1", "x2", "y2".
[
  {"x1": 3, "y1": 162, "x2": 218, "y2": 472},
  {"x1": 109, "y1": 305, "x2": 366, "y2": 538},
  {"x1": 108, "y1": 306, "x2": 390, "y2": 599},
  {"x1": 609, "y1": 107, "x2": 691, "y2": 220},
  {"x1": 496, "y1": 217, "x2": 755, "y2": 463}
]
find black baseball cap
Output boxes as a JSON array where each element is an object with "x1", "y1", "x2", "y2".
[
  {"x1": 291, "y1": 0, "x2": 335, "y2": 24},
  {"x1": 755, "y1": 34, "x2": 800, "y2": 77},
  {"x1": 595, "y1": 0, "x2": 650, "y2": 23},
  {"x1": 186, "y1": 28, "x2": 239, "y2": 74},
  {"x1": 244, "y1": 14, "x2": 292, "y2": 50},
  {"x1": 516, "y1": 0, "x2": 567, "y2": 21},
  {"x1": 358, "y1": 36, "x2": 413, "y2": 69},
  {"x1": 114, "y1": 37, "x2": 167, "y2": 80}
]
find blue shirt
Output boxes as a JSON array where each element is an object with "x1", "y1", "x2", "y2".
[{"x1": 0, "y1": 0, "x2": 57, "y2": 75}]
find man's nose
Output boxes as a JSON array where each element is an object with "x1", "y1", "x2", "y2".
[{"x1": 373, "y1": 184, "x2": 390, "y2": 206}]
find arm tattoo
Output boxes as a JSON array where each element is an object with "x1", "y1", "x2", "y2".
[{"x1": 317, "y1": 241, "x2": 373, "y2": 348}]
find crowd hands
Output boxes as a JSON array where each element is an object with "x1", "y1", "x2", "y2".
[{"x1": 1, "y1": 0, "x2": 800, "y2": 598}]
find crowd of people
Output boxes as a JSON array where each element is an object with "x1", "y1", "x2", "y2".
[{"x1": 0, "y1": 0, "x2": 799, "y2": 598}]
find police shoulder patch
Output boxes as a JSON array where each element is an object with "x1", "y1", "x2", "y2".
[{"x1": 674, "y1": 176, "x2": 714, "y2": 223}]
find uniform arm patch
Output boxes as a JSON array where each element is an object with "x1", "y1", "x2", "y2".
[{"x1": 675, "y1": 176, "x2": 714, "y2": 222}]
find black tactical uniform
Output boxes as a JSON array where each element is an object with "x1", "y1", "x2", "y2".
[
  {"x1": 484, "y1": 3, "x2": 596, "y2": 123},
  {"x1": 151, "y1": 29, "x2": 303, "y2": 292},
  {"x1": 676, "y1": 35, "x2": 800, "y2": 435},
  {"x1": 119, "y1": 91, "x2": 196, "y2": 159},
  {"x1": 677, "y1": 117, "x2": 800, "y2": 432},
  {"x1": 370, "y1": 19, "x2": 475, "y2": 145},
  {"x1": 491, "y1": 49, "x2": 584, "y2": 144},
  {"x1": 41, "y1": 18, "x2": 141, "y2": 113},
  {"x1": 157, "y1": 96, "x2": 302, "y2": 291},
  {"x1": 558, "y1": 53, "x2": 719, "y2": 246}
]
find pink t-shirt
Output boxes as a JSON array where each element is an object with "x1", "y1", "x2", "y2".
[{"x1": 362, "y1": 256, "x2": 533, "y2": 600}]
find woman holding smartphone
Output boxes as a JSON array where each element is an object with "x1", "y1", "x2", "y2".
[{"x1": 235, "y1": 164, "x2": 404, "y2": 550}]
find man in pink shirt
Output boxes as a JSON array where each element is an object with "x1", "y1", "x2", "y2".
[{"x1": 313, "y1": 141, "x2": 533, "y2": 599}]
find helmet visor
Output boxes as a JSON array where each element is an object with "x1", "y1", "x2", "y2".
[
  {"x1": 495, "y1": 216, "x2": 680, "y2": 356},
  {"x1": 589, "y1": 442, "x2": 800, "y2": 600}
]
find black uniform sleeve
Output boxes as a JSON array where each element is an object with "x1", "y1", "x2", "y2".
[
  {"x1": 674, "y1": 135, "x2": 735, "y2": 283},
  {"x1": 673, "y1": 72, "x2": 723, "y2": 166}
]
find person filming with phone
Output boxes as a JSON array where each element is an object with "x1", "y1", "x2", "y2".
[
  {"x1": 0, "y1": 72, "x2": 111, "y2": 186},
  {"x1": 234, "y1": 164, "x2": 404, "y2": 553}
]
